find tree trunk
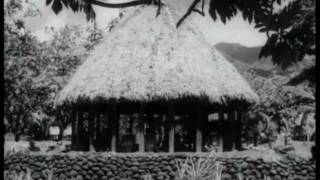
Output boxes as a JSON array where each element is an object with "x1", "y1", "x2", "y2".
[
  {"x1": 58, "y1": 117, "x2": 68, "y2": 141},
  {"x1": 58, "y1": 125, "x2": 64, "y2": 141},
  {"x1": 14, "y1": 132, "x2": 20, "y2": 142},
  {"x1": 14, "y1": 113, "x2": 21, "y2": 142}
]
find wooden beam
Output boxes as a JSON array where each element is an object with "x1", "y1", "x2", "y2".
[
  {"x1": 196, "y1": 104, "x2": 203, "y2": 153},
  {"x1": 168, "y1": 103, "x2": 175, "y2": 153},
  {"x1": 111, "y1": 103, "x2": 119, "y2": 152},
  {"x1": 218, "y1": 111, "x2": 224, "y2": 152},
  {"x1": 138, "y1": 103, "x2": 145, "y2": 152}
]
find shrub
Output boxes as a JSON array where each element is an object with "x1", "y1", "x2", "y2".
[
  {"x1": 175, "y1": 153, "x2": 223, "y2": 180},
  {"x1": 28, "y1": 141, "x2": 40, "y2": 152},
  {"x1": 3, "y1": 169, "x2": 77, "y2": 180}
]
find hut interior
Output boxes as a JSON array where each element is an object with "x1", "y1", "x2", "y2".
[{"x1": 70, "y1": 102, "x2": 246, "y2": 153}]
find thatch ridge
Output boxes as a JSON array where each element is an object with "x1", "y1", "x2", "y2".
[{"x1": 55, "y1": 4, "x2": 258, "y2": 106}]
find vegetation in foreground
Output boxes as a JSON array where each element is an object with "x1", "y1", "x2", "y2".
[{"x1": 4, "y1": 156, "x2": 308, "y2": 180}]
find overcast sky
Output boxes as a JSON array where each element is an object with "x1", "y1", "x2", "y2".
[{"x1": 24, "y1": 0, "x2": 267, "y2": 47}]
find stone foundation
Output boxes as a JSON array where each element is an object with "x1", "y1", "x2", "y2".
[{"x1": 4, "y1": 153, "x2": 315, "y2": 180}]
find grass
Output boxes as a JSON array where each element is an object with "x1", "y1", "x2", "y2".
[{"x1": 4, "y1": 169, "x2": 77, "y2": 180}]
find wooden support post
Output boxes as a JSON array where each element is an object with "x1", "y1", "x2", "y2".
[
  {"x1": 196, "y1": 104, "x2": 203, "y2": 153},
  {"x1": 111, "y1": 103, "x2": 119, "y2": 152},
  {"x1": 103, "y1": 111, "x2": 109, "y2": 150},
  {"x1": 168, "y1": 103, "x2": 175, "y2": 153},
  {"x1": 218, "y1": 111, "x2": 224, "y2": 152},
  {"x1": 88, "y1": 108, "x2": 95, "y2": 152},
  {"x1": 71, "y1": 109, "x2": 76, "y2": 150},
  {"x1": 138, "y1": 103, "x2": 145, "y2": 152},
  {"x1": 95, "y1": 114, "x2": 100, "y2": 141},
  {"x1": 236, "y1": 110, "x2": 242, "y2": 150},
  {"x1": 228, "y1": 111, "x2": 236, "y2": 151},
  {"x1": 76, "y1": 111, "x2": 82, "y2": 151},
  {"x1": 129, "y1": 115, "x2": 133, "y2": 132},
  {"x1": 95, "y1": 113, "x2": 100, "y2": 151}
]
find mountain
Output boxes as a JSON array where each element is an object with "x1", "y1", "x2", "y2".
[
  {"x1": 214, "y1": 42, "x2": 313, "y2": 78},
  {"x1": 215, "y1": 42, "x2": 268, "y2": 64},
  {"x1": 214, "y1": 42, "x2": 274, "y2": 75}
]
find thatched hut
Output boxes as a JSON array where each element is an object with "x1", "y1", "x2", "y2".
[{"x1": 55, "y1": 4, "x2": 258, "y2": 153}]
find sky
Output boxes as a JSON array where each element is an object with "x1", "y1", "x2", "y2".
[{"x1": 24, "y1": 0, "x2": 268, "y2": 47}]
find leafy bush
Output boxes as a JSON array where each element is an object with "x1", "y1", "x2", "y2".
[
  {"x1": 242, "y1": 70, "x2": 315, "y2": 145},
  {"x1": 4, "y1": 142, "x2": 30, "y2": 158},
  {"x1": 175, "y1": 154, "x2": 223, "y2": 180},
  {"x1": 28, "y1": 141, "x2": 40, "y2": 152}
]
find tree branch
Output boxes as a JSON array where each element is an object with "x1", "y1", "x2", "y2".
[
  {"x1": 176, "y1": 0, "x2": 201, "y2": 27},
  {"x1": 192, "y1": 9, "x2": 205, "y2": 16},
  {"x1": 266, "y1": 30, "x2": 270, "y2": 39},
  {"x1": 91, "y1": 0, "x2": 152, "y2": 8},
  {"x1": 201, "y1": 0, "x2": 205, "y2": 15},
  {"x1": 156, "y1": 0, "x2": 163, "y2": 17}
]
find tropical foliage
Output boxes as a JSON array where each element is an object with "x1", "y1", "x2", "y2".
[
  {"x1": 242, "y1": 69, "x2": 315, "y2": 145},
  {"x1": 4, "y1": 0, "x2": 104, "y2": 141},
  {"x1": 4, "y1": 0, "x2": 43, "y2": 141}
]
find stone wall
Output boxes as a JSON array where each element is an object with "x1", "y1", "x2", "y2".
[{"x1": 4, "y1": 153, "x2": 315, "y2": 180}]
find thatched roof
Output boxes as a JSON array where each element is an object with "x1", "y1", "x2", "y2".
[{"x1": 55, "y1": 4, "x2": 258, "y2": 106}]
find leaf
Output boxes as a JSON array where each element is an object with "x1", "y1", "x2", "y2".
[
  {"x1": 259, "y1": 27, "x2": 268, "y2": 32},
  {"x1": 242, "y1": 11, "x2": 247, "y2": 21},
  {"x1": 255, "y1": 23, "x2": 265, "y2": 28},
  {"x1": 248, "y1": 11, "x2": 253, "y2": 23},
  {"x1": 61, "y1": 0, "x2": 69, "y2": 8},
  {"x1": 276, "y1": 0, "x2": 281, "y2": 5},
  {"x1": 70, "y1": 1, "x2": 79, "y2": 12},
  {"x1": 209, "y1": 7, "x2": 217, "y2": 21},
  {"x1": 46, "y1": 0, "x2": 53, "y2": 6},
  {"x1": 84, "y1": 4, "x2": 96, "y2": 22},
  {"x1": 51, "y1": 0, "x2": 63, "y2": 14}
]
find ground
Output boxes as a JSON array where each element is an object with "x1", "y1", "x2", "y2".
[
  {"x1": 4, "y1": 140, "x2": 314, "y2": 160},
  {"x1": 287, "y1": 141, "x2": 315, "y2": 159},
  {"x1": 4, "y1": 140, "x2": 71, "y2": 155}
]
